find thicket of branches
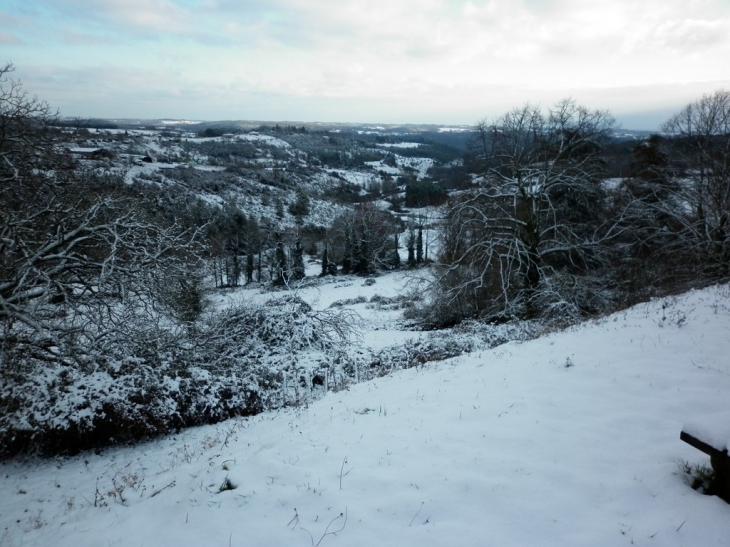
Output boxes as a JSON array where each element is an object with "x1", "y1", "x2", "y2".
[
  {"x1": 418, "y1": 93, "x2": 730, "y2": 327},
  {"x1": 0, "y1": 63, "x2": 205, "y2": 370},
  {"x1": 420, "y1": 100, "x2": 618, "y2": 325},
  {"x1": 1, "y1": 294, "x2": 358, "y2": 457},
  {"x1": 327, "y1": 202, "x2": 402, "y2": 275},
  {"x1": 619, "y1": 91, "x2": 730, "y2": 288},
  {"x1": 0, "y1": 64, "x2": 360, "y2": 457}
]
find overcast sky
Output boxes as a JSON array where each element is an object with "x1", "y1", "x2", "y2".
[{"x1": 2, "y1": 0, "x2": 729, "y2": 129}]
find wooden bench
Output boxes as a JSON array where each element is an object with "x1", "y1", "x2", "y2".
[{"x1": 680, "y1": 412, "x2": 730, "y2": 500}]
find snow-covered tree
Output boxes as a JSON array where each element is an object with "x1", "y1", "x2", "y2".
[
  {"x1": 0, "y1": 63, "x2": 60, "y2": 184},
  {"x1": 291, "y1": 237, "x2": 305, "y2": 280},
  {"x1": 430, "y1": 100, "x2": 617, "y2": 324},
  {"x1": 660, "y1": 90, "x2": 730, "y2": 279},
  {"x1": 273, "y1": 233, "x2": 289, "y2": 285},
  {"x1": 609, "y1": 90, "x2": 730, "y2": 294},
  {"x1": 0, "y1": 65, "x2": 203, "y2": 371}
]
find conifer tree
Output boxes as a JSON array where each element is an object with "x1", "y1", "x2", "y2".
[
  {"x1": 407, "y1": 228, "x2": 416, "y2": 267},
  {"x1": 292, "y1": 237, "x2": 305, "y2": 280},
  {"x1": 273, "y1": 233, "x2": 288, "y2": 285},
  {"x1": 393, "y1": 233, "x2": 401, "y2": 269},
  {"x1": 246, "y1": 251, "x2": 255, "y2": 284},
  {"x1": 321, "y1": 246, "x2": 329, "y2": 276},
  {"x1": 416, "y1": 225, "x2": 424, "y2": 263},
  {"x1": 342, "y1": 227, "x2": 353, "y2": 274}
]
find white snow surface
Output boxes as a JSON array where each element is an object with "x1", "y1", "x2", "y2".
[
  {"x1": 325, "y1": 169, "x2": 379, "y2": 188},
  {"x1": 364, "y1": 159, "x2": 400, "y2": 175},
  {"x1": 398, "y1": 156, "x2": 434, "y2": 179},
  {"x1": 207, "y1": 272, "x2": 414, "y2": 350},
  {"x1": 364, "y1": 155, "x2": 434, "y2": 179},
  {"x1": 2, "y1": 282, "x2": 730, "y2": 546},
  {"x1": 238, "y1": 133, "x2": 292, "y2": 148},
  {"x1": 376, "y1": 142, "x2": 422, "y2": 149}
]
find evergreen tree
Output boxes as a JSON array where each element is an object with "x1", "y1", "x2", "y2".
[
  {"x1": 407, "y1": 228, "x2": 416, "y2": 267},
  {"x1": 246, "y1": 252, "x2": 254, "y2": 284},
  {"x1": 289, "y1": 189, "x2": 310, "y2": 220},
  {"x1": 416, "y1": 225, "x2": 424, "y2": 263},
  {"x1": 292, "y1": 237, "x2": 305, "y2": 280},
  {"x1": 357, "y1": 237, "x2": 370, "y2": 274},
  {"x1": 393, "y1": 233, "x2": 401, "y2": 269},
  {"x1": 245, "y1": 217, "x2": 259, "y2": 284},
  {"x1": 321, "y1": 246, "x2": 329, "y2": 276},
  {"x1": 273, "y1": 233, "x2": 288, "y2": 285},
  {"x1": 342, "y1": 227, "x2": 352, "y2": 274}
]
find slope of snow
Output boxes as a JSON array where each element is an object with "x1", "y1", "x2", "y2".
[
  {"x1": 364, "y1": 156, "x2": 434, "y2": 180},
  {"x1": 364, "y1": 159, "x2": 400, "y2": 176},
  {"x1": 325, "y1": 169, "x2": 380, "y2": 188},
  {"x1": 377, "y1": 143, "x2": 422, "y2": 149},
  {"x1": 207, "y1": 272, "x2": 415, "y2": 350},
  {"x1": 2, "y1": 285, "x2": 730, "y2": 546},
  {"x1": 238, "y1": 133, "x2": 292, "y2": 148},
  {"x1": 396, "y1": 156, "x2": 434, "y2": 179}
]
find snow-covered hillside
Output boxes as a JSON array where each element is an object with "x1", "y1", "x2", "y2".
[
  {"x1": 2, "y1": 280, "x2": 729, "y2": 547},
  {"x1": 64, "y1": 125, "x2": 459, "y2": 231}
]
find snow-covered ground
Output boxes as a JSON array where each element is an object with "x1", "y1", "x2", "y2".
[
  {"x1": 325, "y1": 169, "x2": 380, "y2": 188},
  {"x1": 208, "y1": 271, "x2": 416, "y2": 351},
  {"x1": 376, "y1": 142, "x2": 422, "y2": 149},
  {"x1": 395, "y1": 156, "x2": 433, "y2": 179},
  {"x1": 364, "y1": 159, "x2": 400, "y2": 176},
  {"x1": 2, "y1": 282, "x2": 730, "y2": 546},
  {"x1": 365, "y1": 155, "x2": 434, "y2": 179},
  {"x1": 236, "y1": 133, "x2": 292, "y2": 148}
]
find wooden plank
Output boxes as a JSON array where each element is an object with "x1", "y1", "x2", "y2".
[{"x1": 681, "y1": 430, "x2": 729, "y2": 461}]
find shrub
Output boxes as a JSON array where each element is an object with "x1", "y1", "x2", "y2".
[{"x1": 0, "y1": 297, "x2": 358, "y2": 458}]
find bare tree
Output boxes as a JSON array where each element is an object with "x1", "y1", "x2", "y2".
[
  {"x1": 0, "y1": 63, "x2": 60, "y2": 184},
  {"x1": 0, "y1": 67, "x2": 203, "y2": 372},
  {"x1": 659, "y1": 90, "x2": 730, "y2": 279},
  {"x1": 428, "y1": 100, "x2": 618, "y2": 324},
  {"x1": 606, "y1": 90, "x2": 730, "y2": 297}
]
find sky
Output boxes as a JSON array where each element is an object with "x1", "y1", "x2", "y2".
[{"x1": 2, "y1": 0, "x2": 730, "y2": 129}]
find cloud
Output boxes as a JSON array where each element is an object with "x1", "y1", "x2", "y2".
[
  {"x1": 47, "y1": 0, "x2": 194, "y2": 37},
  {"x1": 0, "y1": 32, "x2": 23, "y2": 45},
  {"x1": 6, "y1": 0, "x2": 730, "y2": 127},
  {"x1": 60, "y1": 29, "x2": 115, "y2": 46},
  {"x1": 645, "y1": 18, "x2": 730, "y2": 52}
]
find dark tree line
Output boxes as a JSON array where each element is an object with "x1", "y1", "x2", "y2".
[
  {"x1": 327, "y1": 203, "x2": 401, "y2": 276},
  {"x1": 608, "y1": 91, "x2": 730, "y2": 295}
]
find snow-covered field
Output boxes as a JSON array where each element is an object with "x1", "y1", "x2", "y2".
[
  {"x1": 209, "y1": 270, "x2": 417, "y2": 351},
  {"x1": 376, "y1": 142, "x2": 422, "y2": 149},
  {"x1": 324, "y1": 169, "x2": 380, "y2": 188},
  {"x1": 365, "y1": 155, "x2": 434, "y2": 179},
  {"x1": 2, "y1": 281, "x2": 730, "y2": 546}
]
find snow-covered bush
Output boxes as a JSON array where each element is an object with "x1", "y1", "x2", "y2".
[
  {"x1": 0, "y1": 351, "x2": 264, "y2": 457},
  {"x1": 0, "y1": 297, "x2": 359, "y2": 458},
  {"x1": 364, "y1": 319, "x2": 539, "y2": 378},
  {"x1": 329, "y1": 295, "x2": 368, "y2": 307},
  {"x1": 198, "y1": 296, "x2": 358, "y2": 362}
]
